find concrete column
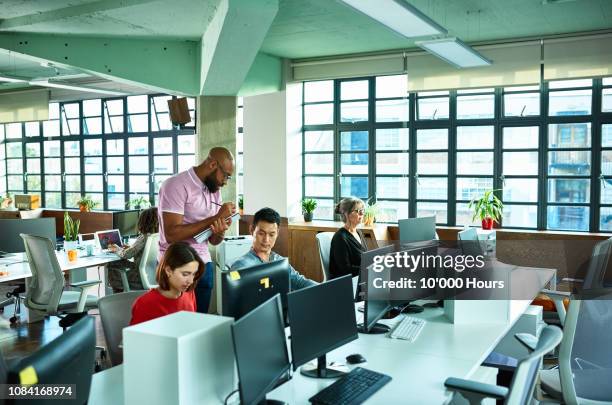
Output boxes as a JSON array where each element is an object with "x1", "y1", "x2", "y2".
[{"x1": 195, "y1": 95, "x2": 237, "y2": 234}]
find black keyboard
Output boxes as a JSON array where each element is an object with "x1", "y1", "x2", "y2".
[{"x1": 309, "y1": 367, "x2": 391, "y2": 405}]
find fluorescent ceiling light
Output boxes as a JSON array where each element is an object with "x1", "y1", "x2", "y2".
[
  {"x1": 29, "y1": 79, "x2": 127, "y2": 96},
  {"x1": 416, "y1": 37, "x2": 491, "y2": 68},
  {"x1": 340, "y1": 0, "x2": 447, "y2": 37},
  {"x1": 0, "y1": 74, "x2": 27, "y2": 83}
]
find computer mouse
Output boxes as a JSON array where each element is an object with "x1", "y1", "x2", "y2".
[{"x1": 346, "y1": 354, "x2": 367, "y2": 365}]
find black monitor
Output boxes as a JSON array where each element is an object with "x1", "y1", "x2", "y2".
[
  {"x1": 222, "y1": 259, "x2": 290, "y2": 321},
  {"x1": 6, "y1": 316, "x2": 95, "y2": 405},
  {"x1": 356, "y1": 244, "x2": 396, "y2": 302},
  {"x1": 112, "y1": 210, "x2": 140, "y2": 238},
  {"x1": 360, "y1": 262, "x2": 393, "y2": 335},
  {"x1": 288, "y1": 275, "x2": 358, "y2": 379},
  {"x1": 0, "y1": 218, "x2": 56, "y2": 253},
  {"x1": 232, "y1": 294, "x2": 290, "y2": 405}
]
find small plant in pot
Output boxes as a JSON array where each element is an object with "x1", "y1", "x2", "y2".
[
  {"x1": 0, "y1": 193, "x2": 12, "y2": 209},
  {"x1": 468, "y1": 189, "x2": 503, "y2": 230},
  {"x1": 63, "y1": 212, "x2": 80, "y2": 259},
  {"x1": 127, "y1": 195, "x2": 151, "y2": 210},
  {"x1": 301, "y1": 198, "x2": 317, "y2": 222},
  {"x1": 76, "y1": 195, "x2": 98, "y2": 212},
  {"x1": 238, "y1": 195, "x2": 244, "y2": 216},
  {"x1": 362, "y1": 200, "x2": 379, "y2": 227}
]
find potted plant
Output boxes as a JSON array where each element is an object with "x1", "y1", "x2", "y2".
[
  {"x1": 238, "y1": 195, "x2": 244, "y2": 216},
  {"x1": 63, "y1": 211, "x2": 80, "y2": 253},
  {"x1": 468, "y1": 189, "x2": 503, "y2": 230},
  {"x1": 0, "y1": 193, "x2": 12, "y2": 209},
  {"x1": 76, "y1": 195, "x2": 98, "y2": 212},
  {"x1": 301, "y1": 198, "x2": 317, "y2": 222},
  {"x1": 363, "y1": 200, "x2": 379, "y2": 227},
  {"x1": 127, "y1": 195, "x2": 151, "y2": 210}
]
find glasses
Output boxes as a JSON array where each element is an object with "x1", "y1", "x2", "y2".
[
  {"x1": 352, "y1": 209, "x2": 365, "y2": 215},
  {"x1": 215, "y1": 160, "x2": 232, "y2": 180}
]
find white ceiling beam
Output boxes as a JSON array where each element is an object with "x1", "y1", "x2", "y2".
[{"x1": 0, "y1": 0, "x2": 158, "y2": 30}]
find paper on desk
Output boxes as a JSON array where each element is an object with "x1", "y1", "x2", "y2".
[{"x1": 194, "y1": 213, "x2": 241, "y2": 243}]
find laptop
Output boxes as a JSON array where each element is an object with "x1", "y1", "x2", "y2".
[{"x1": 95, "y1": 229, "x2": 123, "y2": 251}]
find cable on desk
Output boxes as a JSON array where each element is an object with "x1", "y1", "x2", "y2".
[{"x1": 223, "y1": 389, "x2": 239, "y2": 405}]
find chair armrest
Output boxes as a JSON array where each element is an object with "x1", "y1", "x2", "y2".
[
  {"x1": 69, "y1": 280, "x2": 101, "y2": 289},
  {"x1": 444, "y1": 377, "x2": 509, "y2": 402},
  {"x1": 515, "y1": 333, "x2": 537, "y2": 352},
  {"x1": 69, "y1": 280, "x2": 101, "y2": 312}
]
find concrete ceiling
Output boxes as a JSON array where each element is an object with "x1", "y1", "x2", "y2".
[{"x1": 0, "y1": 0, "x2": 611, "y2": 97}]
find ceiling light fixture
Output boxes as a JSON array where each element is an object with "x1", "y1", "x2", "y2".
[
  {"x1": 339, "y1": 0, "x2": 447, "y2": 37},
  {"x1": 415, "y1": 37, "x2": 492, "y2": 68},
  {"x1": 29, "y1": 79, "x2": 128, "y2": 96}
]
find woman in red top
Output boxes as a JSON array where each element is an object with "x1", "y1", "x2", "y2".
[{"x1": 130, "y1": 242, "x2": 205, "y2": 325}]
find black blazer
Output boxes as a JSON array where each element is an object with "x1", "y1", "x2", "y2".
[{"x1": 329, "y1": 228, "x2": 367, "y2": 279}]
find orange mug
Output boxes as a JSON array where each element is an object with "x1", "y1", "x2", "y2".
[{"x1": 67, "y1": 249, "x2": 78, "y2": 263}]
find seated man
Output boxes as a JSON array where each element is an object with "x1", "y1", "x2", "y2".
[{"x1": 231, "y1": 207, "x2": 316, "y2": 290}]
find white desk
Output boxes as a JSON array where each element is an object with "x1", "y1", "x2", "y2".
[
  {"x1": 0, "y1": 251, "x2": 121, "y2": 282},
  {"x1": 89, "y1": 267, "x2": 555, "y2": 405}
]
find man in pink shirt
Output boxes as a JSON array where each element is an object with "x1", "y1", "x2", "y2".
[{"x1": 157, "y1": 147, "x2": 236, "y2": 312}]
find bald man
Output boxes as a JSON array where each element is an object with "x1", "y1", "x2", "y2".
[{"x1": 157, "y1": 147, "x2": 236, "y2": 313}]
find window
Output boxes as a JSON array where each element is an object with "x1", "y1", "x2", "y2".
[
  {"x1": 0, "y1": 95, "x2": 196, "y2": 210},
  {"x1": 300, "y1": 75, "x2": 610, "y2": 232}
]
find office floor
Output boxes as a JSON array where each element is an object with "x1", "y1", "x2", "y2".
[{"x1": 0, "y1": 301, "x2": 111, "y2": 369}]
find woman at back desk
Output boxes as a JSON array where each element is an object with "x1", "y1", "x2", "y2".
[{"x1": 329, "y1": 197, "x2": 368, "y2": 279}]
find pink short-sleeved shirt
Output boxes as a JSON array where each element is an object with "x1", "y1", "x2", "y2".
[{"x1": 157, "y1": 167, "x2": 221, "y2": 263}]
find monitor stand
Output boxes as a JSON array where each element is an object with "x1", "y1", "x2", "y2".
[
  {"x1": 357, "y1": 322, "x2": 390, "y2": 334},
  {"x1": 300, "y1": 354, "x2": 349, "y2": 379}
]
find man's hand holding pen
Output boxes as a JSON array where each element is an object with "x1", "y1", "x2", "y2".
[{"x1": 210, "y1": 202, "x2": 236, "y2": 236}]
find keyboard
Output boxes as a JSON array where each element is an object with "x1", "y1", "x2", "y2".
[
  {"x1": 387, "y1": 316, "x2": 425, "y2": 342},
  {"x1": 309, "y1": 367, "x2": 391, "y2": 405}
]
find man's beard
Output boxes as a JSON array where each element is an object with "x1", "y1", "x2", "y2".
[{"x1": 204, "y1": 175, "x2": 219, "y2": 193}]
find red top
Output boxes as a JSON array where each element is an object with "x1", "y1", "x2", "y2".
[{"x1": 129, "y1": 289, "x2": 197, "y2": 325}]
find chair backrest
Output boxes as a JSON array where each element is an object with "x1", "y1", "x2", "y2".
[
  {"x1": 98, "y1": 291, "x2": 146, "y2": 366},
  {"x1": 558, "y1": 288, "x2": 612, "y2": 405},
  {"x1": 506, "y1": 325, "x2": 563, "y2": 405},
  {"x1": 583, "y1": 238, "x2": 612, "y2": 289},
  {"x1": 20, "y1": 233, "x2": 65, "y2": 315},
  {"x1": 315, "y1": 232, "x2": 334, "y2": 282},
  {"x1": 0, "y1": 347, "x2": 7, "y2": 385},
  {"x1": 458, "y1": 227, "x2": 484, "y2": 257},
  {"x1": 139, "y1": 233, "x2": 159, "y2": 289}
]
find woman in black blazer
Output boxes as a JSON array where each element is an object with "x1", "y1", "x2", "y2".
[{"x1": 329, "y1": 197, "x2": 368, "y2": 279}]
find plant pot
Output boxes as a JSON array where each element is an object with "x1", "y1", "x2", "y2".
[
  {"x1": 239, "y1": 208, "x2": 244, "y2": 216},
  {"x1": 363, "y1": 216, "x2": 375, "y2": 227},
  {"x1": 79, "y1": 204, "x2": 89, "y2": 212},
  {"x1": 64, "y1": 240, "x2": 78, "y2": 251},
  {"x1": 303, "y1": 212, "x2": 313, "y2": 222},
  {"x1": 481, "y1": 217, "x2": 494, "y2": 230}
]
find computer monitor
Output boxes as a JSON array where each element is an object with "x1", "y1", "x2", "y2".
[
  {"x1": 6, "y1": 316, "x2": 95, "y2": 405},
  {"x1": 112, "y1": 210, "x2": 140, "y2": 238},
  {"x1": 398, "y1": 216, "x2": 436, "y2": 242},
  {"x1": 222, "y1": 259, "x2": 290, "y2": 321},
  {"x1": 95, "y1": 229, "x2": 123, "y2": 250},
  {"x1": 360, "y1": 262, "x2": 393, "y2": 334},
  {"x1": 288, "y1": 275, "x2": 358, "y2": 379},
  {"x1": 0, "y1": 218, "x2": 56, "y2": 253},
  {"x1": 356, "y1": 244, "x2": 396, "y2": 302},
  {"x1": 232, "y1": 294, "x2": 290, "y2": 405}
]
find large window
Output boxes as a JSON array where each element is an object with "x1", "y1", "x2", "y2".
[
  {"x1": 302, "y1": 75, "x2": 612, "y2": 232},
  {"x1": 0, "y1": 94, "x2": 196, "y2": 210}
]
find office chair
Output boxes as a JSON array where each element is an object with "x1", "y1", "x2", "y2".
[
  {"x1": 458, "y1": 227, "x2": 485, "y2": 257},
  {"x1": 315, "y1": 232, "x2": 334, "y2": 282},
  {"x1": 138, "y1": 233, "x2": 159, "y2": 289},
  {"x1": 538, "y1": 288, "x2": 612, "y2": 404},
  {"x1": 445, "y1": 325, "x2": 563, "y2": 405},
  {"x1": 540, "y1": 237, "x2": 612, "y2": 328},
  {"x1": 20, "y1": 234, "x2": 100, "y2": 328},
  {"x1": 98, "y1": 291, "x2": 146, "y2": 366}
]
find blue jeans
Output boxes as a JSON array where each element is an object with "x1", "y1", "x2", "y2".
[{"x1": 195, "y1": 262, "x2": 214, "y2": 313}]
